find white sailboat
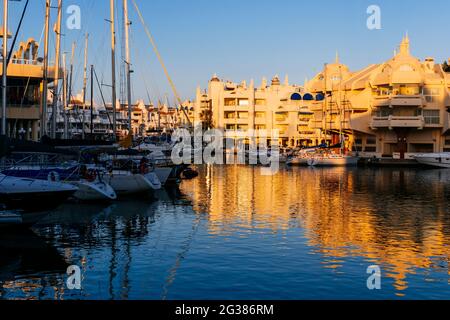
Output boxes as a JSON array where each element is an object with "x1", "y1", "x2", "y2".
[
  {"x1": 414, "y1": 153, "x2": 450, "y2": 168},
  {"x1": 307, "y1": 62, "x2": 358, "y2": 167},
  {"x1": 0, "y1": 174, "x2": 78, "y2": 211},
  {"x1": 307, "y1": 154, "x2": 359, "y2": 167}
]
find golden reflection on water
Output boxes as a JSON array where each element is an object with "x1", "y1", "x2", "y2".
[{"x1": 181, "y1": 165, "x2": 450, "y2": 294}]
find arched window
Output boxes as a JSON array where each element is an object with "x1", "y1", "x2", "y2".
[
  {"x1": 290, "y1": 93, "x2": 302, "y2": 101},
  {"x1": 303, "y1": 93, "x2": 314, "y2": 101},
  {"x1": 315, "y1": 93, "x2": 325, "y2": 101}
]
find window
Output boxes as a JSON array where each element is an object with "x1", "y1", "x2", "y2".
[
  {"x1": 423, "y1": 110, "x2": 440, "y2": 125},
  {"x1": 275, "y1": 112, "x2": 288, "y2": 122},
  {"x1": 238, "y1": 99, "x2": 249, "y2": 106},
  {"x1": 445, "y1": 138, "x2": 450, "y2": 146},
  {"x1": 224, "y1": 111, "x2": 235, "y2": 119},
  {"x1": 377, "y1": 87, "x2": 392, "y2": 96},
  {"x1": 378, "y1": 108, "x2": 393, "y2": 117},
  {"x1": 424, "y1": 87, "x2": 441, "y2": 103},
  {"x1": 366, "y1": 136, "x2": 377, "y2": 145},
  {"x1": 255, "y1": 125, "x2": 266, "y2": 130},
  {"x1": 398, "y1": 85, "x2": 420, "y2": 95},
  {"x1": 255, "y1": 112, "x2": 266, "y2": 118},
  {"x1": 236, "y1": 125, "x2": 248, "y2": 131},
  {"x1": 224, "y1": 98, "x2": 236, "y2": 106},
  {"x1": 237, "y1": 112, "x2": 248, "y2": 119},
  {"x1": 255, "y1": 99, "x2": 266, "y2": 106},
  {"x1": 275, "y1": 125, "x2": 288, "y2": 135},
  {"x1": 226, "y1": 124, "x2": 236, "y2": 130}
]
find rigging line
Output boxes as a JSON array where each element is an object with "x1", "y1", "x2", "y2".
[
  {"x1": 131, "y1": 29, "x2": 162, "y2": 104},
  {"x1": 130, "y1": 0, "x2": 191, "y2": 127},
  {"x1": 128, "y1": 26, "x2": 158, "y2": 105},
  {"x1": 94, "y1": 67, "x2": 113, "y2": 129},
  {"x1": 6, "y1": 0, "x2": 30, "y2": 67}
]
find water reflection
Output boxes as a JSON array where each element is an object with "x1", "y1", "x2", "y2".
[
  {"x1": 0, "y1": 229, "x2": 68, "y2": 300},
  {"x1": 0, "y1": 166, "x2": 449, "y2": 299},
  {"x1": 181, "y1": 165, "x2": 450, "y2": 296}
]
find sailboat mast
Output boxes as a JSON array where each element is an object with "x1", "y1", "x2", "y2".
[
  {"x1": 62, "y1": 52, "x2": 67, "y2": 139},
  {"x1": 123, "y1": 0, "x2": 132, "y2": 135},
  {"x1": 41, "y1": 0, "x2": 51, "y2": 138},
  {"x1": 110, "y1": 0, "x2": 117, "y2": 140},
  {"x1": 1, "y1": 0, "x2": 8, "y2": 136},
  {"x1": 51, "y1": 0, "x2": 62, "y2": 139},
  {"x1": 67, "y1": 42, "x2": 75, "y2": 139},
  {"x1": 90, "y1": 64, "x2": 94, "y2": 136},
  {"x1": 323, "y1": 63, "x2": 328, "y2": 145},
  {"x1": 338, "y1": 65, "x2": 343, "y2": 154},
  {"x1": 81, "y1": 33, "x2": 89, "y2": 139}
]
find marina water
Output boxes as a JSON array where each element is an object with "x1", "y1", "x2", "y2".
[{"x1": 1, "y1": 165, "x2": 450, "y2": 300}]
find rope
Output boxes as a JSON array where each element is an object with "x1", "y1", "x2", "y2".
[{"x1": 130, "y1": 0, "x2": 191, "y2": 127}]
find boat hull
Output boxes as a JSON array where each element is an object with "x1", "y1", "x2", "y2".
[
  {"x1": 308, "y1": 157, "x2": 359, "y2": 167},
  {"x1": 0, "y1": 175, "x2": 78, "y2": 212},
  {"x1": 104, "y1": 172, "x2": 161, "y2": 196},
  {"x1": 287, "y1": 157, "x2": 310, "y2": 166},
  {"x1": 415, "y1": 154, "x2": 450, "y2": 168},
  {"x1": 72, "y1": 181, "x2": 117, "y2": 201}
]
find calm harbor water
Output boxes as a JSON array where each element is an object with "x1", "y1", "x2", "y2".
[{"x1": 1, "y1": 165, "x2": 450, "y2": 300}]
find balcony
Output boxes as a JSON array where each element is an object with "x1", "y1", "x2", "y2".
[
  {"x1": 373, "y1": 95, "x2": 424, "y2": 108},
  {"x1": 370, "y1": 116, "x2": 425, "y2": 130}
]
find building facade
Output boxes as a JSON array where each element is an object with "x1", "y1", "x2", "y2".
[
  {"x1": 194, "y1": 75, "x2": 322, "y2": 147},
  {"x1": 307, "y1": 36, "x2": 450, "y2": 159},
  {"x1": 195, "y1": 36, "x2": 450, "y2": 157},
  {"x1": 1, "y1": 37, "x2": 60, "y2": 140}
]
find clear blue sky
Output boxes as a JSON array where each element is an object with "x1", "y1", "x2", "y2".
[{"x1": 6, "y1": 0, "x2": 450, "y2": 105}]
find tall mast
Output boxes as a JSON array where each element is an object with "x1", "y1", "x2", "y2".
[
  {"x1": 62, "y1": 52, "x2": 67, "y2": 139},
  {"x1": 41, "y1": 0, "x2": 51, "y2": 138},
  {"x1": 322, "y1": 63, "x2": 328, "y2": 145},
  {"x1": 110, "y1": 0, "x2": 117, "y2": 140},
  {"x1": 90, "y1": 64, "x2": 94, "y2": 136},
  {"x1": 123, "y1": 0, "x2": 132, "y2": 135},
  {"x1": 67, "y1": 42, "x2": 75, "y2": 138},
  {"x1": 338, "y1": 65, "x2": 343, "y2": 154},
  {"x1": 1, "y1": 0, "x2": 8, "y2": 136},
  {"x1": 51, "y1": 0, "x2": 62, "y2": 139},
  {"x1": 81, "y1": 33, "x2": 89, "y2": 139}
]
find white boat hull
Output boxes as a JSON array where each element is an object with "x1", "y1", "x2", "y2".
[
  {"x1": 415, "y1": 154, "x2": 450, "y2": 168},
  {"x1": 72, "y1": 181, "x2": 117, "y2": 201},
  {"x1": 308, "y1": 156, "x2": 359, "y2": 167},
  {"x1": 105, "y1": 172, "x2": 161, "y2": 196},
  {"x1": 287, "y1": 157, "x2": 310, "y2": 166},
  {"x1": 0, "y1": 175, "x2": 78, "y2": 211}
]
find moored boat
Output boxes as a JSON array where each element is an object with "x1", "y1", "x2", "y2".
[
  {"x1": 104, "y1": 170, "x2": 161, "y2": 196},
  {"x1": 307, "y1": 154, "x2": 359, "y2": 167},
  {"x1": 414, "y1": 153, "x2": 450, "y2": 168},
  {"x1": 71, "y1": 180, "x2": 117, "y2": 201},
  {"x1": 0, "y1": 174, "x2": 78, "y2": 211},
  {"x1": 2, "y1": 164, "x2": 117, "y2": 201}
]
